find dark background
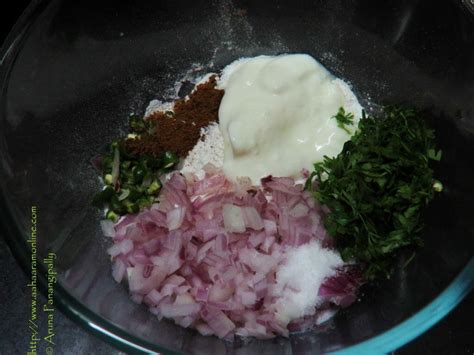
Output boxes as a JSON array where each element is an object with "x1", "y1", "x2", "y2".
[{"x1": 0, "y1": 1, "x2": 472, "y2": 354}]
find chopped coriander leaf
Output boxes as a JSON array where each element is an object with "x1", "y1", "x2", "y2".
[
  {"x1": 307, "y1": 106, "x2": 442, "y2": 280},
  {"x1": 332, "y1": 107, "x2": 354, "y2": 134}
]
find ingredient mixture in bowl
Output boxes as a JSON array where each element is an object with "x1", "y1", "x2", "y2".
[{"x1": 93, "y1": 54, "x2": 442, "y2": 340}]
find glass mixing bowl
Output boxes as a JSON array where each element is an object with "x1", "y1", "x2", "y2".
[{"x1": 1, "y1": 0, "x2": 473, "y2": 353}]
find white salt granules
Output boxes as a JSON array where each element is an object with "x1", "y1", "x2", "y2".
[
  {"x1": 272, "y1": 239, "x2": 344, "y2": 324},
  {"x1": 180, "y1": 123, "x2": 224, "y2": 179}
]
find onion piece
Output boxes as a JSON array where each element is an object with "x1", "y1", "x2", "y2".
[
  {"x1": 127, "y1": 264, "x2": 167, "y2": 294},
  {"x1": 196, "y1": 323, "x2": 214, "y2": 336},
  {"x1": 100, "y1": 220, "x2": 115, "y2": 237},
  {"x1": 107, "y1": 239, "x2": 133, "y2": 257},
  {"x1": 242, "y1": 207, "x2": 264, "y2": 230},
  {"x1": 167, "y1": 207, "x2": 186, "y2": 230},
  {"x1": 222, "y1": 204, "x2": 246, "y2": 233},
  {"x1": 201, "y1": 308, "x2": 236, "y2": 338},
  {"x1": 111, "y1": 258, "x2": 127, "y2": 283},
  {"x1": 289, "y1": 203, "x2": 309, "y2": 218},
  {"x1": 161, "y1": 303, "x2": 201, "y2": 317},
  {"x1": 209, "y1": 284, "x2": 233, "y2": 302}
]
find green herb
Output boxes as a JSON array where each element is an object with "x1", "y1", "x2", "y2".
[
  {"x1": 104, "y1": 174, "x2": 113, "y2": 185},
  {"x1": 132, "y1": 165, "x2": 147, "y2": 184},
  {"x1": 147, "y1": 179, "x2": 162, "y2": 195},
  {"x1": 306, "y1": 106, "x2": 442, "y2": 280},
  {"x1": 433, "y1": 180, "x2": 443, "y2": 192},
  {"x1": 129, "y1": 114, "x2": 147, "y2": 134},
  {"x1": 162, "y1": 151, "x2": 179, "y2": 169},
  {"x1": 128, "y1": 113, "x2": 161, "y2": 136},
  {"x1": 92, "y1": 186, "x2": 115, "y2": 208},
  {"x1": 92, "y1": 119, "x2": 180, "y2": 218},
  {"x1": 332, "y1": 107, "x2": 354, "y2": 134},
  {"x1": 106, "y1": 210, "x2": 119, "y2": 221}
]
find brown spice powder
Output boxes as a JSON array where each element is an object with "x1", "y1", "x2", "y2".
[{"x1": 124, "y1": 75, "x2": 224, "y2": 158}]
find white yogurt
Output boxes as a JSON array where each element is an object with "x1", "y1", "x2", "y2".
[{"x1": 218, "y1": 54, "x2": 362, "y2": 184}]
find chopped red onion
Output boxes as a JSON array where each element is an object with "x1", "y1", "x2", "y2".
[
  {"x1": 100, "y1": 220, "x2": 115, "y2": 237},
  {"x1": 103, "y1": 171, "x2": 361, "y2": 339}
]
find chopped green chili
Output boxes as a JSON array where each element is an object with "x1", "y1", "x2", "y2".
[{"x1": 92, "y1": 114, "x2": 180, "y2": 218}]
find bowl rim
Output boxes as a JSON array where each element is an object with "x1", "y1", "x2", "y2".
[
  {"x1": 333, "y1": 259, "x2": 474, "y2": 354},
  {"x1": 0, "y1": 1, "x2": 473, "y2": 354}
]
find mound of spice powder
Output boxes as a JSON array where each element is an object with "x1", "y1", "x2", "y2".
[{"x1": 124, "y1": 75, "x2": 224, "y2": 158}]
